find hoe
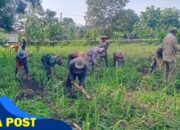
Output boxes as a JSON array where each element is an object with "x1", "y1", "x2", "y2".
[{"x1": 72, "y1": 82, "x2": 93, "y2": 100}]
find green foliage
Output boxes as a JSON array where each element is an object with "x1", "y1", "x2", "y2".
[
  {"x1": 113, "y1": 9, "x2": 139, "y2": 33},
  {"x1": 26, "y1": 17, "x2": 43, "y2": 41},
  {"x1": 46, "y1": 23, "x2": 63, "y2": 41},
  {"x1": 1, "y1": 43, "x2": 180, "y2": 129},
  {"x1": 135, "y1": 6, "x2": 180, "y2": 39},
  {"x1": 0, "y1": 0, "x2": 41, "y2": 31},
  {"x1": 177, "y1": 29, "x2": 180, "y2": 43},
  {"x1": 161, "y1": 8, "x2": 180, "y2": 29},
  {"x1": 140, "y1": 6, "x2": 161, "y2": 29},
  {"x1": 62, "y1": 17, "x2": 75, "y2": 25},
  {"x1": 86, "y1": 28, "x2": 100, "y2": 44},
  {"x1": 0, "y1": 31, "x2": 7, "y2": 44},
  {"x1": 158, "y1": 31, "x2": 166, "y2": 42},
  {"x1": 43, "y1": 9, "x2": 58, "y2": 24},
  {"x1": 86, "y1": 0, "x2": 129, "y2": 35}
]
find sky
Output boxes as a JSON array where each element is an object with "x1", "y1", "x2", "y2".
[{"x1": 42, "y1": 0, "x2": 180, "y2": 25}]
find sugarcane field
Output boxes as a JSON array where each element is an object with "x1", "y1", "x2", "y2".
[{"x1": 0, "y1": 0, "x2": 180, "y2": 130}]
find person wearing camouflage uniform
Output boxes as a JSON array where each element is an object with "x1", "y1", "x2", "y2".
[
  {"x1": 161, "y1": 27, "x2": 180, "y2": 81},
  {"x1": 41, "y1": 53, "x2": 63, "y2": 80}
]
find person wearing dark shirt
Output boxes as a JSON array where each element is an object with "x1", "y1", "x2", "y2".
[
  {"x1": 41, "y1": 53, "x2": 63, "y2": 79},
  {"x1": 15, "y1": 50, "x2": 29, "y2": 79},
  {"x1": 22, "y1": 37, "x2": 27, "y2": 50},
  {"x1": 66, "y1": 57, "x2": 87, "y2": 93},
  {"x1": 150, "y1": 48, "x2": 163, "y2": 72}
]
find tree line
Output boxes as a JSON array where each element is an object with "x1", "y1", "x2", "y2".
[{"x1": 0, "y1": 0, "x2": 180, "y2": 43}]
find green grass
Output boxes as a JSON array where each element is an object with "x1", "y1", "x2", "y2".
[{"x1": 0, "y1": 43, "x2": 180, "y2": 130}]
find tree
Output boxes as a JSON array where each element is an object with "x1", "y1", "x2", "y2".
[
  {"x1": 76, "y1": 25, "x2": 88, "y2": 39},
  {"x1": 46, "y1": 23, "x2": 63, "y2": 41},
  {"x1": 0, "y1": 0, "x2": 16, "y2": 31},
  {"x1": 140, "y1": 6, "x2": 161, "y2": 30},
  {"x1": 112, "y1": 9, "x2": 139, "y2": 33},
  {"x1": 160, "y1": 8, "x2": 180, "y2": 30},
  {"x1": 62, "y1": 17, "x2": 77, "y2": 39},
  {"x1": 86, "y1": 28, "x2": 100, "y2": 41},
  {"x1": 135, "y1": 6, "x2": 180, "y2": 38},
  {"x1": 0, "y1": 0, "x2": 41, "y2": 31},
  {"x1": 85, "y1": 0, "x2": 129, "y2": 35},
  {"x1": 43, "y1": 9, "x2": 58, "y2": 24}
]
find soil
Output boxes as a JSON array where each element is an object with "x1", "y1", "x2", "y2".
[{"x1": 17, "y1": 78, "x2": 45, "y2": 99}]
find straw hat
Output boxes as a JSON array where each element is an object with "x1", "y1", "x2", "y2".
[
  {"x1": 75, "y1": 57, "x2": 85, "y2": 69},
  {"x1": 101, "y1": 36, "x2": 108, "y2": 39}
]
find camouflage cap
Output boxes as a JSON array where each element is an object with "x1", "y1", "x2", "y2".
[{"x1": 169, "y1": 27, "x2": 177, "y2": 33}]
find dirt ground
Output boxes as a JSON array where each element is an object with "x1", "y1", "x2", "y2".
[{"x1": 17, "y1": 78, "x2": 45, "y2": 99}]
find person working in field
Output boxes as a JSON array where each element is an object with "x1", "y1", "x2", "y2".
[
  {"x1": 113, "y1": 50, "x2": 124, "y2": 67},
  {"x1": 161, "y1": 27, "x2": 180, "y2": 81},
  {"x1": 15, "y1": 50, "x2": 29, "y2": 79},
  {"x1": 41, "y1": 53, "x2": 63, "y2": 80},
  {"x1": 67, "y1": 50, "x2": 86, "y2": 67},
  {"x1": 150, "y1": 48, "x2": 163, "y2": 72},
  {"x1": 99, "y1": 36, "x2": 109, "y2": 66},
  {"x1": 22, "y1": 37, "x2": 27, "y2": 50},
  {"x1": 5, "y1": 43, "x2": 21, "y2": 52},
  {"x1": 65, "y1": 57, "x2": 87, "y2": 96},
  {"x1": 86, "y1": 47, "x2": 105, "y2": 71}
]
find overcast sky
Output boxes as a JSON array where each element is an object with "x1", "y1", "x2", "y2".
[{"x1": 42, "y1": 0, "x2": 180, "y2": 25}]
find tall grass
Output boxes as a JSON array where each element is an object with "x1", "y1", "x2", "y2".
[{"x1": 0, "y1": 43, "x2": 180, "y2": 129}]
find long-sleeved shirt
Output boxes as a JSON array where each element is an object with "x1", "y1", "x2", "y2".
[
  {"x1": 68, "y1": 60, "x2": 87, "y2": 86},
  {"x1": 41, "y1": 53, "x2": 56, "y2": 68},
  {"x1": 161, "y1": 33, "x2": 180, "y2": 62},
  {"x1": 99, "y1": 41, "x2": 109, "y2": 50},
  {"x1": 87, "y1": 47, "x2": 99, "y2": 64}
]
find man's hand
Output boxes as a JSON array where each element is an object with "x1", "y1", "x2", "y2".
[
  {"x1": 79, "y1": 85, "x2": 83, "y2": 90},
  {"x1": 71, "y1": 80, "x2": 75, "y2": 84},
  {"x1": 95, "y1": 64, "x2": 100, "y2": 67}
]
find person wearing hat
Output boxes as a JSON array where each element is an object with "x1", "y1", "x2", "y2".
[
  {"x1": 15, "y1": 50, "x2": 29, "y2": 78},
  {"x1": 5, "y1": 43, "x2": 20, "y2": 52},
  {"x1": 41, "y1": 53, "x2": 63, "y2": 80},
  {"x1": 67, "y1": 50, "x2": 86, "y2": 68},
  {"x1": 161, "y1": 27, "x2": 180, "y2": 81},
  {"x1": 150, "y1": 48, "x2": 163, "y2": 72},
  {"x1": 99, "y1": 36, "x2": 109, "y2": 67},
  {"x1": 86, "y1": 47, "x2": 105, "y2": 71},
  {"x1": 113, "y1": 50, "x2": 124, "y2": 67},
  {"x1": 65, "y1": 57, "x2": 87, "y2": 95}
]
